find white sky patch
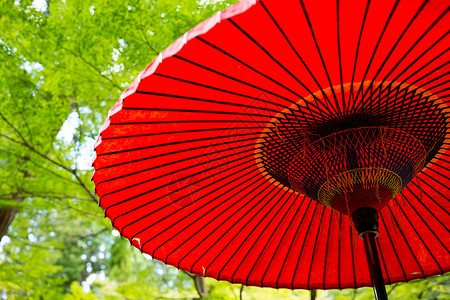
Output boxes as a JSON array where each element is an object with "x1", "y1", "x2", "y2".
[
  {"x1": 199, "y1": 0, "x2": 225, "y2": 4},
  {"x1": 112, "y1": 48, "x2": 120, "y2": 62},
  {"x1": 32, "y1": 0, "x2": 47, "y2": 12},
  {"x1": 21, "y1": 61, "x2": 44, "y2": 73},
  {"x1": 86, "y1": 274, "x2": 96, "y2": 285},
  {"x1": 57, "y1": 111, "x2": 81, "y2": 144},
  {"x1": 28, "y1": 233, "x2": 38, "y2": 243},
  {"x1": 77, "y1": 137, "x2": 95, "y2": 170},
  {"x1": 56, "y1": 111, "x2": 95, "y2": 170},
  {"x1": 118, "y1": 39, "x2": 127, "y2": 48},
  {"x1": 0, "y1": 236, "x2": 11, "y2": 249}
]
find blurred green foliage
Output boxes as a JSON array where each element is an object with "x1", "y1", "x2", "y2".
[{"x1": 0, "y1": 0, "x2": 448, "y2": 299}]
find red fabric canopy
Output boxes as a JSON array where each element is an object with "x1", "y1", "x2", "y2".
[{"x1": 93, "y1": 0, "x2": 450, "y2": 290}]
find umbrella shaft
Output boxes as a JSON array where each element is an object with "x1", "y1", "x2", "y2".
[{"x1": 363, "y1": 232, "x2": 388, "y2": 300}]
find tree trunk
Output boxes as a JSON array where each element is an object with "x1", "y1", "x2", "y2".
[
  {"x1": 193, "y1": 275, "x2": 209, "y2": 298},
  {"x1": 0, "y1": 207, "x2": 18, "y2": 240},
  {"x1": 0, "y1": 194, "x2": 23, "y2": 241},
  {"x1": 311, "y1": 290, "x2": 317, "y2": 300}
]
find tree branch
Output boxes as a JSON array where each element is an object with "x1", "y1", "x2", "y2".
[
  {"x1": 0, "y1": 149, "x2": 78, "y2": 184},
  {"x1": 56, "y1": 43, "x2": 122, "y2": 91},
  {"x1": 387, "y1": 283, "x2": 399, "y2": 296},
  {"x1": 65, "y1": 228, "x2": 109, "y2": 247},
  {"x1": 0, "y1": 133, "x2": 97, "y2": 203},
  {"x1": 141, "y1": 28, "x2": 160, "y2": 56},
  {"x1": 0, "y1": 111, "x2": 30, "y2": 148},
  {"x1": 65, "y1": 203, "x2": 101, "y2": 218}
]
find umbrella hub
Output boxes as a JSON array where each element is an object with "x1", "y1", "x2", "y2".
[
  {"x1": 259, "y1": 81, "x2": 448, "y2": 214},
  {"x1": 287, "y1": 126, "x2": 425, "y2": 214}
]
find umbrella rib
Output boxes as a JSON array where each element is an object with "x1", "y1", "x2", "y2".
[
  {"x1": 152, "y1": 73, "x2": 297, "y2": 116},
  {"x1": 98, "y1": 149, "x2": 263, "y2": 208},
  {"x1": 423, "y1": 77, "x2": 450, "y2": 94},
  {"x1": 134, "y1": 90, "x2": 284, "y2": 114},
  {"x1": 161, "y1": 171, "x2": 270, "y2": 265},
  {"x1": 338, "y1": 213, "x2": 342, "y2": 290},
  {"x1": 348, "y1": 0, "x2": 372, "y2": 114},
  {"x1": 375, "y1": 219, "x2": 391, "y2": 285},
  {"x1": 274, "y1": 117, "x2": 304, "y2": 146},
  {"x1": 322, "y1": 209, "x2": 334, "y2": 289},
  {"x1": 357, "y1": 6, "x2": 450, "y2": 106},
  {"x1": 103, "y1": 153, "x2": 259, "y2": 220},
  {"x1": 123, "y1": 105, "x2": 276, "y2": 118},
  {"x1": 379, "y1": 210, "x2": 408, "y2": 281},
  {"x1": 121, "y1": 159, "x2": 264, "y2": 242},
  {"x1": 172, "y1": 55, "x2": 333, "y2": 120},
  {"x1": 217, "y1": 183, "x2": 288, "y2": 281},
  {"x1": 195, "y1": 36, "x2": 318, "y2": 109},
  {"x1": 96, "y1": 130, "x2": 263, "y2": 156},
  {"x1": 188, "y1": 179, "x2": 281, "y2": 276},
  {"x1": 172, "y1": 174, "x2": 277, "y2": 271},
  {"x1": 357, "y1": 84, "x2": 443, "y2": 118},
  {"x1": 405, "y1": 183, "x2": 450, "y2": 242},
  {"x1": 219, "y1": 188, "x2": 294, "y2": 283},
  {"x1": 396, "y1": 195, "x2": 442, "y2": 278},
  {"x1": 349, "y1": 219, "x2": 357, "y2": 288},
  {"x1": 306, "y1": 206, "x2": 327, "y2": 290},
  {"x1": 427, "y1": 158, "x2": 450, "y2": 181},
  {"x1": 379, "y1": 95, "x2": 448, "y2": 120},
  {"x1": 411, "y1": 69, "x2": 450, "y2": 92},
  {"x1": 110, "y1": 119, "x2": 275, "y2": 125},
  {"x1": 95, "y1": 136, "x2": 259, "y2": 171},
  {"x1": 100, "y1": 127, "x2": 271, "y2": 141},
  {"x1": 355, "y1": 80, "x2": 410, "y2": 116},
  {"x1": 97, "y1": 140, "x2": 262, "y2": 189},
  {"x1": 227, "y1": 17, "x2": 340, "y2": 118},
  {"x1": 274, "y1": 199, "x2": 314, "y2": 289},
  {"x1": 100, "y1": 126, "x2": 276, "y2": 141},
  {"x1": 285, "y1": 107, "x2": 318, "y2": 133},
  {"x1": 102, "y1": 119, "x2": 343, "y2": 141},
  {"x1": 94, "y1": 135, "x2": 267, "y2": 183},
  {"x1": 260, "y1": 195, "x2": 309, "y2": 287},
  {"x1": 354, "y1": 89, "x2": 449, "y2": 154},
  {"x1": 352, "y1": 0, "x2": 401, "y2": 104},
  {"x1": 398, "y1": 46, "x2": 450, "y2": 85},
  {"x1": 144, "y1": 169, "x2": 269, "y2": 260},
  {"x1": 336, "y1": 0, "x2": 346, "y2": 118},
  {"x1": 105, "y1": 153, "x2": 259, "y2": 217},
  {"x1": 356, "y1": 97, "x2": 449, "y2": 156},
  {"x1": 153, "y1": 72, "x2": 290, "y2": 110},
  {"x1": 360, "y1": 81, "x2": 449, "y2": 132},
  {"x1": 358, "y1": 0, "x2": 429, "y2": 101},
  {"x1": 416, "y1": 77, "x2": 450, "y2": 99},
  {"x1": 121, "y1": 107, "x2": 271, "y2": 117},
  {"x1": 416, "y1": 173, "x2": 450, "y2": 217},
  {"x1": 210, "y1": 183, "x2": 285, "y2": 276},
  {"x1": 245, "y1": 193, "x2": 299, "y2": 286},
  {"x1": 298, "y1": 0, "x2": 342, "y2": 117},
  {"x1": 258, "y1": 0, "x2": 338, "y2": 118},
  {"x1": 290, "y1": 202, "x2": 319, "y2": 289},
  {"x1": 377, "y1": 6, "x2": 450, "y2": 85}
]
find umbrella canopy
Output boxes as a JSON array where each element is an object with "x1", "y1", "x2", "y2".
[{"x1": 92, "y1": 0, "x2": 450, "y2": 293}]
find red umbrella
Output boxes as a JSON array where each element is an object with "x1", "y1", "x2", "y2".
[{"x1": 92, "y1": 0, "x2": 450, "y2": 298}]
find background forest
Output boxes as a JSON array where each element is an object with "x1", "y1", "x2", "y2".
[{"x1": 0, "y1": 0, "x2": 448, "y2": 299}]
